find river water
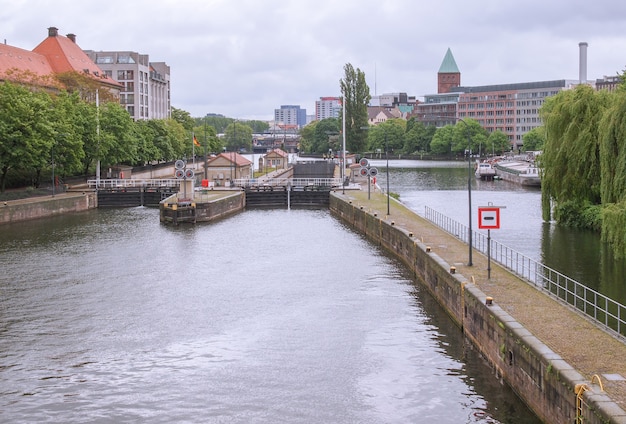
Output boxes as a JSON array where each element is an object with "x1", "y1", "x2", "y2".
[
  {"x1": 370, "y1": 159, "x2": 626, "y2": 306},
  {"x1": 0, "y1": 196, "x2": 541, "y2": 421}
]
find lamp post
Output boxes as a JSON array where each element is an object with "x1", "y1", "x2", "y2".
[
  {"x1": 457, "y1": 118, "x2": 473, "y2": 266},
  {"x1": 51, "y1": 142, "x2": 55, "y2": 197},
  {"x1": 384, "y1": 130, "x2": 390, "y2": 216},
  {"x1": 429, "y1": 115, "x2": 473, "y2": 266},
  {"x1": 204, "y1": 114, "x2": 208, "y2": 180}
]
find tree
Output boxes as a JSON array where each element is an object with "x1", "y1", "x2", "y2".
[
  {"x1": 366, "y1": 120, "x2": 405, "y2": 154},
  {"x1": 539, "y1": 84, "x2": 610, "y2": 222},
  {"x1": 451, "y1": 119, "x2": 487, "y2": 155},
  {"x1": 298, "y1": 121, "x2": 317, "y2": 153},
  {"x1": 193, "y1": 123, "x2": 220, "y2": 154},
  {"x1": 49, "y1": 91, "x2": 86, "y2": 178},
  {"x1": 224, "y1": 121, "x2": 252, "y2": 152},
  {"x1": 487, "y1": 130, "x2": 510, "y2": 156},
  {"x1": 339, "y1": 63, "x2": 371, "y2": 153},
  {"x1": 403, "y1": 118, "x2": 435, "y2": 154},
  {"x1": 312, "y1": 118, "x2": 340, "y2": 154},
  {"x1": 98, "y1": 102, "x2": 138, "y2": 167},
  {"x1": 171, "y1": 107, "x2": 195, "y2": 132},
  {"x1": 247, "y1": 120, "x2": 270, "y2": 133},
  {"x1": 0, "y1": 82, "x2": 54, "y2": 191},
  {"x1": 430, "y1": 125, "x2": 455, "y2": 155},
  {"x1": 521, "y1": 127, "x2": 545, "y2": 152}
]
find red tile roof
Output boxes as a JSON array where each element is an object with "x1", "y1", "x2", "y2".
[
  {"x1": 0, "y1": 27, "x2": 121, "y2": 90},
  {"x1": 0, "y1": 43, "x2": 56, "y2": 85}
]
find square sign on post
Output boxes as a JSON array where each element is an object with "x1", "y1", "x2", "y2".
[{"x1": 478, "y1": 207, "x2": 500, "y2": 229}]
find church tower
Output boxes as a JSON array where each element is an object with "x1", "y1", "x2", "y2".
[{"x1": 437, "y1": 48, "x2": 461, "y2": 93}]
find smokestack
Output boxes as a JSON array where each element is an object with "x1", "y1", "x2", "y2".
[
  {"x1": 48, "y1": 27, "x2": 58, "y2": 37},
  {"x1": 579, "y1": 42, "x2": 588, "y2": 84},
  {"x1": 66, "y1": 33, "x2": 76, "y2": 43}
]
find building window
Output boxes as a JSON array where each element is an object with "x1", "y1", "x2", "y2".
[
  {"x1": 127, "y1": 106, "x2": 135, "y2": 117},
  {"x1": 117, "y1": 70, "x2": 134, "y2": 80},
  {"x1": 95, "y1": 56, "x2": 113, "y2": 64}
]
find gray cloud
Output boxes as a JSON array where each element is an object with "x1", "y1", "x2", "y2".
[{"x1": 2, "y1": 0, "x2": 625, "y2": 120}]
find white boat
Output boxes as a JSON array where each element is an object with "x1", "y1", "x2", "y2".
[{"x1": 475, "y1": 161, "x2": 497, "y2": 180}]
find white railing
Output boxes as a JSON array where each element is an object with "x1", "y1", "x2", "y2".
[
  {"x1": 425, "y1": 206, "x2": 626, "y2": 339},
  {"x1": 87, "y1": 179, "x2": 180, "y2": 189},
  {"x1": 233, "y1": 178, "x2": 342, "y2": 188}
]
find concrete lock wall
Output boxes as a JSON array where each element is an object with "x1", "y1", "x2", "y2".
[
  {"x1": 330, "y1": 194, "x2": 618, "y2": 424},
  {"x1": 0, "y1": 192, "x2": 97, "y2": 225}
]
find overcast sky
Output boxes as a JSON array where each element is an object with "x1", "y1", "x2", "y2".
[{"x1": 2, "y1": 0, "x2": 626, "y2": 120}]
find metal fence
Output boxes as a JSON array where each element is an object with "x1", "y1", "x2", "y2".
[
  {"x1": 87, "y1": 179, "x2": 180, "y2": 189},
  {"x1": 425, "y1": 206, "x2": 626, "y2": 339}
]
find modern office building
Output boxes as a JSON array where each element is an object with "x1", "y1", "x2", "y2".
[
  {"x1": 315, "y1": 97, "x2": 342, "y2": 120},
  {"x1": 84, "y1": 50, "x2": 170, "y2": 120},
  {"x1": 274, "y1": 105, "x2": 307, "y2": 128}
]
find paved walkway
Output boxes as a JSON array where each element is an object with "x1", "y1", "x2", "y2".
[{"x1": 336, "y1": 186, "x2": 626, "y2": 411}]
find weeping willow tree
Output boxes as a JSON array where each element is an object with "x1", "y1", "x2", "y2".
[
  {"x1": 599, "y1": 91, "x2": 626, "y2": 255},
  {"x1": 539, "y1": 85, "x2": 610, "y2": 227}
]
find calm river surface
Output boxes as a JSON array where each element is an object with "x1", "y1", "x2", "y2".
[
  {"x1": 371, "y1": 159, "x2": 626, "y2": 306},
  {"x1": 0, "y1": 200, "x2": 541, "y2": 421}
]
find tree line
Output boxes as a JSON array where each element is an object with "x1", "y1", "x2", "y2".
[{"x1": 0, "y1": 78, "x2": 266, "y2": 192}]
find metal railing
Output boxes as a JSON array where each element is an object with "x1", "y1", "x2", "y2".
[
  {"x1": 425, "y1": 206, "x2": 625, "y2": 338},
  {"x1": 88, "y1": 179, "x2": 180, "y2": 189},
  {"x1": 233, "y1": 178, "x2": 342, "y2": 188}
]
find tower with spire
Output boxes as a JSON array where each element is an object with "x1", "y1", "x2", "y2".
[{"x1": 437, "y1": 48, "x2": 461, "y2": 93}]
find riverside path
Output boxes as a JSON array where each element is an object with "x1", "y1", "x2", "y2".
[{"x1": 333, "y1": 184, "x2": 626, "y2": 422}]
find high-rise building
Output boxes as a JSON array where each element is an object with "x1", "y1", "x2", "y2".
[
  {"x1": 84, "y1": 50, "x2": 170, "y2": 120},
  {"x1": 274, "y1": 105, "x2": 306, "y2": 128},
  {"x1": 315, "y1": 97, "x2": 341, "y2": 120}
]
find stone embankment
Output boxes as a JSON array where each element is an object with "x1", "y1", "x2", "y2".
[
  {"x1": 0, "y1": 191, "x2": 97, "y2": 225},
  {"x1": 330, "y1": 187, "x2": 626, "y2": 424}
]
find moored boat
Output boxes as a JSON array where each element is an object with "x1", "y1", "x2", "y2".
[
  {"x1": 475, "y1": 161, "x2": 497, "y2": 180},
  {"x1": 493, "y1": 160, "x2": 541, "y2": 187}
]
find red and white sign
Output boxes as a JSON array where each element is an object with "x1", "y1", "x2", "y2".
[{"x1": 478, "y1": 207, "x2": 500, "y2": 229}]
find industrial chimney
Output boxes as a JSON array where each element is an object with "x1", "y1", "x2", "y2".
[{"x1": 579, "y1": 42, "x2": 588, "y2": 84}]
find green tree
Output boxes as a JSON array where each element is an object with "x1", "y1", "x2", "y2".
[
  {"x1": 430, "y1": 125, "x2": 455, "y2": 155},
  {"x1": 224, "y1": 121, "x2": 253, "y2": 152},
  {"x1": 298, "y1": 121, "x2": 317, "y2": 153},
  {"x1": 366, "y1": 120, "x2": 405, "y2": 154},
  {"x1": 451, "y1": 119, "x2": 487, "y2": 155},
  {"x1": 404, "y1": 118, "x2": 435, "y2": 154},
  {"x1": 193, "y1": 123, "x2": 220, "y2": 154},
  {"x1": 98, "y1": 102, "x2": 138, "y2": 167},
  {"x1": 487, "y1": 130, "x2": 510, "y2": 156},
  {"x1": 521, "y1": 127, "x2": 545, "y2": 152},
  {"x1": 312, "y1": 118, "x2": 340, "y2": 154},
  {"x1": 339, "y1": 63, "x2": 371, "y2": 153},
  {"x1": 171, "y1": 107, "x2": 195, "y2": 132},
  {"x1": 247, "y1": 120, "x2": 270, "y2": 133},
  {"x1": 539, "y1": 84, "x2": 611, "y2": 222},
  {"x1": 49, "y1": 91, "x2": 86, "y2": 178},
  {"x1": 0, "y1": 82, "x2": 54, "y2": 191}
]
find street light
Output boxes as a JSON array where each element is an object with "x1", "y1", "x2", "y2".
[
  {"x1": 455, "y1": 118, "x2": 473, "y2": 266},
  {"x1": 428, "y1": 115, "x2": 473, "y2": 266},
  {"x1": 384, "y1": 130, "x2": 390, "y2": 216}
]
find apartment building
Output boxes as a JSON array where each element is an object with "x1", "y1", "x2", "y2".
[
  {"x1": 274, "y1": 105, "x2": 307, "y2": 128},
  {"x1": 84, "y1": 50, "x2": 170, "y2": 120},
  {"x1": 315, "y1": 97, "x2": 342, "y2": 120}
]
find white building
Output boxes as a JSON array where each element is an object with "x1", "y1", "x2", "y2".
[
  {"x1": 315, "y1": 97, "x2": 341, "y2": 120},
  {"x1": 84, "y1": 50, "x2": 170, "y2": 120}
]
